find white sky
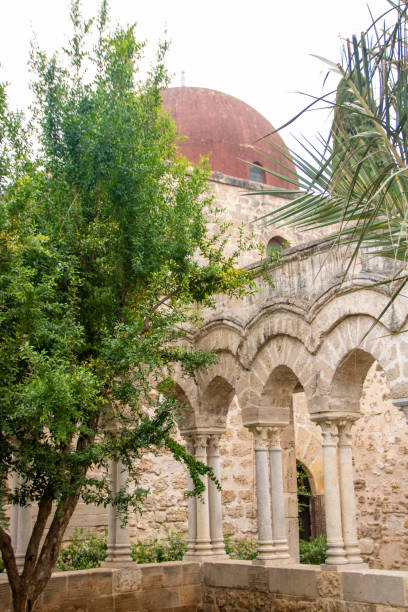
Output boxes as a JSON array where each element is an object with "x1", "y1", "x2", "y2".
[{"x1": 0, "y1": 0, "x2": 392, "y2": 153}]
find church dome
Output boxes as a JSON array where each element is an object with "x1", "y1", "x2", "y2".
[{"x1": 161, "y1": 87, "x2": 295, "y2": 188}]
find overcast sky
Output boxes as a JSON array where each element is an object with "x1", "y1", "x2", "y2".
[{"x1": 0, "y1": 0, "x2": 392, "y2": 153}]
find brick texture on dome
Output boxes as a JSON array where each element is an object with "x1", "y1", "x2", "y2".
[{"x1": 161, "y1": 86, "x2": 295, "y2": 188}]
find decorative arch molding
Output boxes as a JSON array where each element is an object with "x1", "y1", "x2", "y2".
[
  {"x1": 238, "y1": 335, "x2": 316, "y2": 413},
  {"x1": 197, "y1": 350, "x2": 243, "y2": 397},
  {"x1": 168, "y1": 367, "x2": 200, "y2": 430},
  {"x1": 315, "y1": 315, "x2": 401, "y2": 399},
  {"x1": 307, "y1": 287, "x2": 405, "y2": 337},
  {"x1": 241, "y1": 308, "x2": 314, "y2": 363},
  {"x1": 194, "y1": 320, "x2": 244, "y2": 357}
]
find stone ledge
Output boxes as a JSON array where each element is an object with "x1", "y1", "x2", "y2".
[{"x1": 2, "y1": 562, "x2": 408, "y2": 611}]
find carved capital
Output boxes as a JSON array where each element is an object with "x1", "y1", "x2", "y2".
[
  {"x1": 207, "y1": 434, "x2": 222, "y2": 457},
  {"x1": 392, "y1": 398, "x2": 408, "y2": 424},
  {"x1": 268, "y1": 426, "x2": 282, "y2": 450},
  {"x1": 250, "y1": 426, "x2": 270, "y2": 449},
  {"x1": 181, "y1": 433, "x2": 195, "y2": 455},
  {"x1": 319, "y1": 421, "x2": 339, "y2": 447},
  {"x1": 337, "y1": 419, "x2": 354, "y2": 447},
  {"x1": 194, "y1": 434, "x2": 208, "y2": 458}
]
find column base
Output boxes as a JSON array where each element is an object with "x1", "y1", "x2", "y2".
[
  {"x1": 320, "y1": 562, "x2": 369, "y2": 571},
  {"x1": 183, "y1": 553, "x2": 227, "y2": 562},
  {"x1": 104, "y1": 545, "x2": 133, "y2": 565},
  {"x1": 102, "y1": 559, "x2": 134, "y2": 567},
  {"x1": 253, "y1": 556, "x2": 294, "y2": 566}
]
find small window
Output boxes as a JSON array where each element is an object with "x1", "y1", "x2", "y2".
[
  {"x1": 249, "y1": 161, "x2": 265, "y2": 183},
  {"x1": 267, "y1": 236, "x2": 285, "y2": 256}
]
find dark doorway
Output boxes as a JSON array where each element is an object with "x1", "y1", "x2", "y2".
[{"x1": 297, "y1": 460, "x2": 312, "y2": 541}]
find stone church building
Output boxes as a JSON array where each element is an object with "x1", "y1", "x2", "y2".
[{"x1": 9, "y1": 87, "x2": 408, "y2": 572}]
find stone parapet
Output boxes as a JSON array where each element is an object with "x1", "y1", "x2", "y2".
[
  {"x1": 202, "y1": 561, "x2": 408, "y2": 611},
  {"x1": 2, "y1": 561, "x2": 408, "y2": 611},
  {"x1": 0, "y1": 562, "x2": 202, "y2": 612}
]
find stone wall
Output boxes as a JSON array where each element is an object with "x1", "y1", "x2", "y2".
[
  {"x1": 3, "y1": 561, "x2": 408, "y2": 612},
  {"x1": 0, "y1": 562, "x2": 201, "y2": 612},
  {"x1": 64, "y1": 361, "x2": 408, "y2": 569},
  {"x1": 202, "y1": 561, "x2": 408, "y2": 611}
]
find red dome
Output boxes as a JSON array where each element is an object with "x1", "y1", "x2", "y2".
[{"x1": 161, "y1": 87, "x2": 295, "y2": 188}]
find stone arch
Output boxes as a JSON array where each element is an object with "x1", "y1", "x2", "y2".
[
  {"x1": 166, "y1": 381, "x2": 198, "y2": 431},
  {"x1": 240, "y1": 335, "x2": 315, "y2": 415},
  {"x1": 198, "y1": 374, "x2": 236, "y2": 428},
  {"x1": 314, "y1": 315, "x2": 401, "y2": 400},
  {"x1": 329, "y1": 349, "x2": 375, "y2": 413}
]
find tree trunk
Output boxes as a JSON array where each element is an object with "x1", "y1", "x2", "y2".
[{"x1": 11, "y1": 591, "x2": 39, "y2": 612}]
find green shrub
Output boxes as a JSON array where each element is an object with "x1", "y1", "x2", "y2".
[
  {"x1": 224, "y1": 534, "x2": 257, "y2": 560},
  {"x1": 56, "y1": 528, "x2": 107, "y2": 571},
  {"x1": 299, "y1": 535, "x2": 327, "y2": 565},
  {"x1": 0, "y1": 552, "x2": 4, "y2": 573},
  {"x1": 131, "y1": 528, "x2": 186, "y2": 564}
]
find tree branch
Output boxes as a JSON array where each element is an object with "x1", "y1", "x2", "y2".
[
  {"x1": 0, "y1": 526, "x2": 20, "y2": 600},
  {"x1": 140, "y1": 290, "x2": 180, "y2": 335},
  {"x1": 21, "y1": 491, "x2": 53, "y2": 585}
]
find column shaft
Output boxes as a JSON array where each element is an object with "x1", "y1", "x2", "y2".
[
  {"x1": 207, "y1": 434, "x2": 226, "y2": 557},
  {"x1": 194, "y1": 435, "x2": 212, "y2": 555},
  {"x1": 106, "y1": 459, "x2": 132, "y2": 564},
  {"x1": 11, "y1": 474, "x2": 32, "y2": 571},
  {"x1": 338, "y1": 419, "x2": 364, "y2": 564},
  {"x1": 269, "y1": 428, "x2": 290, "y2": 559},
  {"x1": 183, "y1": 436, "x2": 197, "y2": 556},
  {"x1": 252, "y1": 427, "x2": 275, "y2": 559},
  {"x1": 320, "y1": 421, "x2": 347, "y2": 565}
]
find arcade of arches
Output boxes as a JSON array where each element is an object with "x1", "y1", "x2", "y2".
[{"x1": 8, "y1": 89, "x2": 408, "y2": 573}]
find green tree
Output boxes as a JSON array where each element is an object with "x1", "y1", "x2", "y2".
[
  {"x1": 0, "y1": 3, "x2": 259, "y2": 610},
  {"x1": 259, "y1": 1, "x2": 408, "y2": 322}
]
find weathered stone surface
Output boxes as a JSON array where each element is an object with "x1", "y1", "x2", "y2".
[
  {"x1": 268, "y1": 564, "x2": 319, "y2": 598},
  {"x1": 342, "y1": 570, "x2": 408, "y2": 606},
  {"x1": 318, "y1": 570, "x2": 342, "y2": 598}
]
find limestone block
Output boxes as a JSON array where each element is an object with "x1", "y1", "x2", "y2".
[
  {"x1": 86, "y1": 596, "x2": 114, "y2": 612},
  {"x1": 180, "y1": 584, "x2": 202, "y2": 606},
  {"x1": 202, "y1": 561, "x2": 252, "y2": 589},
  {"x1": 41, "y1": 573, "x2": 69, "y2": 605},
  {"x1": 317, "y1": 570, "x2": 342, "y2": 598},
  {"x1": 115, "y1": 586, "x2": 180, "y2": 611},
  {"x1": 342, "y1": 570, "x2": 408, "y2": 606},
  {"x1": 267, "y1": 564, "x2": 319, "y2": 598},
  {"x1": 67, "y1": 570, "x2": 113, "y2": 597},
  {"x1": 113, "y1": 567, "x2": 142, "y2": 593}
]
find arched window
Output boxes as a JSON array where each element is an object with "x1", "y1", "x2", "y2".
[
  {"x1": 267, "y1": 235, "x2": 285, "y2": 256},
  {"x1": 249, "y1": 161, "x2": 265, "y2": 183}
]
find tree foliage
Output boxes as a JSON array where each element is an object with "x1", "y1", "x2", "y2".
[{"x1": 0, "y1": 2, "x2": 260, "y2": 609}]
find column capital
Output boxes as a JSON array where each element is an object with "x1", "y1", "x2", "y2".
[
  {"x1": 194, "y1": 433, "x2": 209, "y2": 456},
  {"x1": 268, "y1": 426, "x2": 283, "y2": 450},
  {"x1": 392, "y1": 398, "x2": 408, "y2": 423},
  {"x1": 337, "y1": 417, "x2": 358, "y2": 447},
  {"x1": 249, "y1": 425, "x2": 270, "y2": 449},
  {"x1": 207, "y1": 433, "x2": 222, "y2": 457},
  {"x1": 181, "y1": 433, "x2": 195, "y2": 455},
  {"x1": 319, "y1": 420, "x2": 339, "y2": 447}
]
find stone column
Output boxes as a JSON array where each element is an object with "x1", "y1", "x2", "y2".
[
  {"x1": 207, "y1": 433, "x2": 227, "y2": 557},
  {"x1": 338, "y1": 418, "x2": 364, "y2": 564},
  {"x1": 251, "y1": 426, "x2": 275, "y2": 560},
  {"x1": 269, "y1": 427, "x2": 290, "y2": 559},
  {"x1": 194, "y1": 434, "x2": 213, "y2": 555},
  {"x1": 319, "y1": 420, "x2": 348, "y2": 565},
  {"x1": 105, "y1": 459, "x2": 132, "y2": 565},
  {"x1": 10, "y1": 474, "x2": 32, "y2": 571},
  {"x1": 10, "y1": 472, "x2": 19, "y2": 550},
  {"x1": 182, "y1": 434, "x2": 197, "y2": 557}
]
